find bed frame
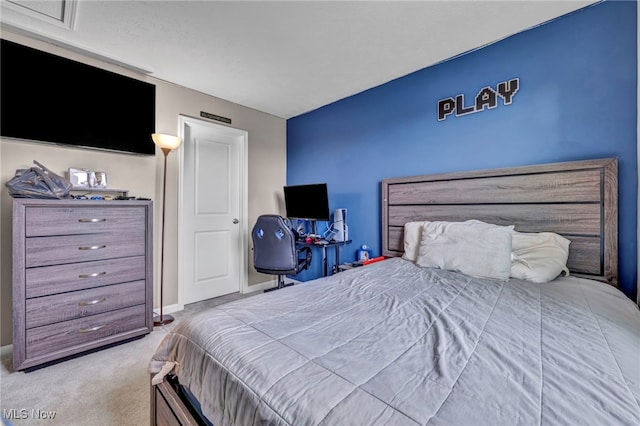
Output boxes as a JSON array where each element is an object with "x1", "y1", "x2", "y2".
[
  {"x1": 151, "y1": 157, "x2": 619, "y2": 425},
  {"x1": 382, "y1": 157, "x2": 618, "y2": 286}
]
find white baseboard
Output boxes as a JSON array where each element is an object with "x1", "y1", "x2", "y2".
[
  {"x1": 152, "y1": 303, "x2": 180, "y2": 316},
  {"x1": 1, "y1": 344, "x2": 13, "y2": 358},
  {"x1": 246, "y1": 277, "x2": 302, "y2": 293},
  {"x1": 245, "y1": 278, "x2": 277, "y2": 293}
]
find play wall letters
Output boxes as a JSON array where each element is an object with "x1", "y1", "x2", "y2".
[{"x1": 437, "y1": 78, "x2": 519, "y2": 121}]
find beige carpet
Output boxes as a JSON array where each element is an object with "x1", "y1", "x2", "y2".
[{"x1": 0, "y1": 292, "x2": 251, "y2": 426}]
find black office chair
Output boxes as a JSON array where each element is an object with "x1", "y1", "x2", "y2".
[{"x1": 251, "y1": 215, "x2": 312, "y2": 292}]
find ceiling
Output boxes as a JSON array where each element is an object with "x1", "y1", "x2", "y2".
[{"x1": 1, "y1": 0, "x2": 597, "y2": 119}]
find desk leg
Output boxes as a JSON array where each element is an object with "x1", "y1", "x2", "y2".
[
  {"x1": 331, "y1": 244, "x2": 340, "y2": 275},
  {"x1": 322, "y1": 246, "x2": 328, "y2": 277}
]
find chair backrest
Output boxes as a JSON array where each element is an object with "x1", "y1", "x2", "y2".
[{"x1": 252, "y1": 215, "x2": 299, "y2": 275}]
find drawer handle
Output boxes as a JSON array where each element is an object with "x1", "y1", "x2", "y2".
[
  {"x1": 79, "y1": 297, "x2": 107, "y2": 306},
  {"x1": 78, "y1": 245, "x2": 106, "y2": 251},
  {"x1": 78, "y1": 271, "x2": 107, "y2": 278},
  {"x1": 78, "y1": 324, "x2": 106, "y2": 333},
  {"x1": 78, "y1": 218, "x2": 106, "y2": 223}
]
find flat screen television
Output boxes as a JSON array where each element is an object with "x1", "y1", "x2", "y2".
[
  {"x1": 284, "y1": 183, "x2": 330, "y2": 221},
  {"x1": 0, "y1": 39, "x2": 156, "y2": 155}
]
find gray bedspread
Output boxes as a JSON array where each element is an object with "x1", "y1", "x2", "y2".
[{"x1": 149, "y1": 258, "x2": 640, "y2": 426}]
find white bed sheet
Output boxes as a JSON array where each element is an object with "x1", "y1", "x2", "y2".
[{"x1": 150, "y1": 257, "x2": 640, "y2": 426}]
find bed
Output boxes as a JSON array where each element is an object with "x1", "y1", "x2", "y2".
[{"x1": 149, "y1": 157, "x2": 640, "y2": 426}]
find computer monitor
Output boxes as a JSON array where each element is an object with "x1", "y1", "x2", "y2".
[{"x1": 283, "y1": 183, "x2": 330, "y2": 222}]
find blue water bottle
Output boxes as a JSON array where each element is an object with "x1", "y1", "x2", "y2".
[{"x1": 357, "y1": 245, "x2": 373, "y2": 261}]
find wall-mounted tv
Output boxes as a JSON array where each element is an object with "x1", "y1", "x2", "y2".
[
  {"x1": 0, "y1": 39, "x2": 156, "y2": 155},
  {"x1": 284, "y1": 183, "x2": 330, "y2": 221}
]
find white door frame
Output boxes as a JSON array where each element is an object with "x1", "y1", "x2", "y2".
[{"x1": 177, "y1": 115, "x2": 249, "y2": 311}]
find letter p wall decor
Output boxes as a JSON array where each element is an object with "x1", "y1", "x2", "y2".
[{"x1": 437, "y1": 78, "x2": 519, "y2": 121}]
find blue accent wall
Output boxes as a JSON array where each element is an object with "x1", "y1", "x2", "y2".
[{"x1": 287, "y1": 0, "x2": 638, "y2": 298}]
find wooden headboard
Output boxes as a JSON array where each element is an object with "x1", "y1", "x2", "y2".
[{"x1": 382, "y1": 158, "x2": 618, "y2": 286}]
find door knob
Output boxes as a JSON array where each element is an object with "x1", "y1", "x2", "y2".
[{"x1": 233, "y1": 219, "x2": 239, "y2": 224}]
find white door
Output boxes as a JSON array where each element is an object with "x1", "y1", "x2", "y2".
[{"x1": 179, "y1": 116, "x2": 247, "y2": 306}]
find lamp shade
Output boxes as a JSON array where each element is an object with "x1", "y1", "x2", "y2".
[{"x1": 152, "y1": 133, "x2": 182, "y2": 150}]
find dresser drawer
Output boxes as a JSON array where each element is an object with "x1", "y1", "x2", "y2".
[
  {"x1": 25, "y1": 206, "x2": 146, "y2": 237},
  {"x1": 26, "y1": 304, "x2": 147, "y2": 359},
  {"x1": 26, "y1": 280, "x2": 146, "y2": 329},
  {"x1": 26, "y1": 256, "x2": 146, "y2": 298},
  {"x1": 26, "y1": 232, "x2": 145, "y2": 267}
]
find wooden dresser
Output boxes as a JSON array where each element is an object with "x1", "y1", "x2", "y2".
[{"x1": 12, "y1": 198, "x2": 153, "y2": 370}]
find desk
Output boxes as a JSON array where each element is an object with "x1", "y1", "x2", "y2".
[{"x1": 297, "y1": 239, "x2": 352, "y2": 277}]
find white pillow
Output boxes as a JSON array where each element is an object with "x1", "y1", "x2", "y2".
[
  {"x1": 402, "y1": 221, "x2": 424, "y2": 262},
  {"x1": 403, "y1": 219, "x2": 513, "y2": 262},
  {"x1": 510, "y1": 232, "x2": 570, "y2": 283},
  {"x1": 415, "y1": 220, "x2": 513, "y2": 281}
]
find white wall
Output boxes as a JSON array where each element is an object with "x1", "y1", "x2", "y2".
[{"x1": 0, "y1": 30, "x2": 287, "y2": 346}]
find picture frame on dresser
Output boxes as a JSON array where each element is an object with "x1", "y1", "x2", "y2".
[{"x1": 11, "y1": 198, "x2": 154, "y2": 370}]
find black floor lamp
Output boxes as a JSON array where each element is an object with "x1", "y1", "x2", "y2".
[{"x1": 152, "y1": 133, "x2": 182, "y2": 326}]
